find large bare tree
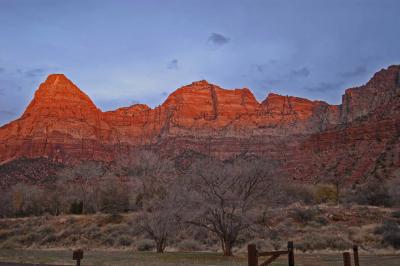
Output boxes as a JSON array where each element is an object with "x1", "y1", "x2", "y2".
[
  {"x1": 182, "y1": 158, "x2": 275, "y2": 256},
  {"x1": 58, "y1": 161, "x2": 104, "y2": 214},
  {"x1": 136, "y1": 192, "x2": 181, "y2": 253},
  {"x1": 125, "y1": 151, "x2": 179, "y2": 252}
]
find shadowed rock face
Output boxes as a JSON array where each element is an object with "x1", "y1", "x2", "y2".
[{"x1": 1, "y1": 66, "x2": 400, "y2": 182}]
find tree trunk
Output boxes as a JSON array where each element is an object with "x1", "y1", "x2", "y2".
[
  {"x1": 221, "y1": 239, "x2": 233, "y2": 256},
  {"x1": 156, "y1": 239, "x2": 165, "y2": 253},
  {"x1": 335, "y1": 182, "x2": 340, "y2": 207}
]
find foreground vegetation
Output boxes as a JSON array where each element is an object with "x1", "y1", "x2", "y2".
[
  {"x1": 0, "y1": 204, "x2": 399, "y2": 253},
  {"x1": 0, "y1": 152, "x2": 400, "y2": 257}
]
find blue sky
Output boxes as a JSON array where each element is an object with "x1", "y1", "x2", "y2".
[{"x1": 1, "y1": 0, "x2": 399, "y2": 125}]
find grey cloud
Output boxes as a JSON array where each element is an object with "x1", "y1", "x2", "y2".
[
  {"x1": 253, "y1": 65, "x2": 310, "y2": 89},
  {"x1": 25, "y1": 68, "x2": 46, "y2": 77},
  {"x1": 0, "y1": 67, "x2": 5, "y2": 74},
  {"x1": 260, "y1": 78, "x2": 284, "y2": 87},
  {"x1": 304, "y1": 81, "x2": 345, "y2": 93},
  {"x1": 339, "y1": 66, "x2": 367, "y2": 78},
  {"x1": 291, "y1": 67, "x2": 310, "y2": 78},
  {"x1": 207, "y1": 33, "x2": 230, "y2": 48},
  {"x1": 166, "y1": 59, "x2": 178, "y2": 70},
  {"x1": 252, "y1": 60, "x2": 279, "y2": 73},
  {"x1": 252, "y1": 64, "x2": 268, "y2": 73}
]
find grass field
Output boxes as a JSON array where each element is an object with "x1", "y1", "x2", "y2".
[{"x1": 0, "y1": 250, "x2": 399, "y2": 266}]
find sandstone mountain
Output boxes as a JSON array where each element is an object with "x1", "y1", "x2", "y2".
[{"x1": 1, "y1": 65, "x2": 399, "y2": 183}]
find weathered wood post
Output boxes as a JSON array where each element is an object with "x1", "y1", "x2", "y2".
[
  {"x1": 288, "y1": 241, "x2": 295, "y2": 266},
  {"x1": 73, "y1": 249, "x2": 83, "y2": 266},
  {"x1": 248, "y1": 244, "x2": 258, "y2": 266},
  {"x1": 352, "y1": 245, "x2": 359, "y2": 266},
  {"x1": 343, "y1": 252, "x2": 351, "y2": 266}
]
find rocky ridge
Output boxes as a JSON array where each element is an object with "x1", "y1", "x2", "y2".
[{"x1": 1, "y1": 65, "x2": 400, "y2": 183}]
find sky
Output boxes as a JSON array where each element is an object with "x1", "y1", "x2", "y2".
[{"x1": 0, "y1": 0, "x2": 400, "y2": 125}]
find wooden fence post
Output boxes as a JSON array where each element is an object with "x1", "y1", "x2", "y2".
[
  {"x1": 73, "y1": 249, "x2": 83, "y2": 266},
  {"x1": 343, "y1": 252, "x2": 351, "y2": 266},
  {"x1": 248, "y1": 244, "x2": 258, "y2": 266},
  {"x1": 288, "y1": 241, "x2": 295, "y2": 266},
  {"x1": 352, "y1": 245, "x2": 359, "y2": 266}
]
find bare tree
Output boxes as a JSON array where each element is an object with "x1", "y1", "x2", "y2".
[
  {"x1": 123, "y1": 151, "x2": 176, "y2": 210},
  {"x1": 58, "y1": 162, "x2": 104, "y2": 214},
  {"x1": 182, "y1": 158, "x2": 275, "y2": 256},
  {"x1": 124, "y1": 151, "x2": 179, "y2": 252},
  {"x1": 137, "y1": 196, "x2": 180, "y2": 253},
  {"x1": 98, "y1": 175, "x2": 130, "y2": 213},
  {"x1": 324, "y1": 154, "x2": 355, "y2": 206}
]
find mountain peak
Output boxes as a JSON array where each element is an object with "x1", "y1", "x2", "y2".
[
  {"x1": 189, "y1": 80, "x2": 211, "y2": 86},
  {"x1": 45, "y1": 73, "x2": 70, "y2": 84},
  {"x1": 22, "y1": 73, "x2": 98, "y2": 117}
]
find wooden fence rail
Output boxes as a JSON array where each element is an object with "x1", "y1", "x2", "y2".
[{"x1": 248, "y1": 241, "x2": 294, "y2": 266}]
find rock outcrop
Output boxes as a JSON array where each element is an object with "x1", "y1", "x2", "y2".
[{"x1": 1, "y1": 66, "x2": 400, "y2": 183}]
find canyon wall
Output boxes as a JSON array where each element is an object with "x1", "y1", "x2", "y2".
[{"x1": 1, "y1": 65, "x2": 399, "y2": 182}]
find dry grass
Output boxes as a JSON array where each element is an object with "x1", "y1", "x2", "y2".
[{"x1": 0, "y1": 205, "x2": 398, "y2": 253}]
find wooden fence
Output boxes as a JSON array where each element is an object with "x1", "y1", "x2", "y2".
[
  {"x1": 247, "y1": 242, "x2": 361, "y2": 266},
  {"x1": 247, "y1": 241, "x2": 294, "y2": 266}
]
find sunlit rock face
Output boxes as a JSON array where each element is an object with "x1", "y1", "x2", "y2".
[{"x1": 1, "y1": 65, "x2": 400, "y2": 182}]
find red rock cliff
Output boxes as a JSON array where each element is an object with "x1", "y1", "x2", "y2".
[{"x1": 1, "y1": 66, "x2": 399, "y2": 182}]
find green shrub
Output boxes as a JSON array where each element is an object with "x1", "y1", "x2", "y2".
[
  {"x1": 136, "y1": 239, "x2": 155, "y2": 251},
  {"x1": 374, "y1": 220, "x2": 400, "y2": 249},
  {"x1": 69, "y1": 201, "x2": 83, "y2": 214},
  {"x1": 314, "y1": 185, "x2": 337, "y2": 204},
  {"x1": 391, "y1": 210, "x2": 400, "y2": 219}
]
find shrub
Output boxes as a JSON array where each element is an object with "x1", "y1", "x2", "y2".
[
  {"x1": 177, "y1": 240, "x2": 202, "y2": 251},
  {"x1": 136, "y1": 239, "x2": 155, "y2": 251},
  {"x1": 0, "y1": 238, "x2": 20, "y2": 249},
  {"x1": 391, "y1": 210, "x2": 400, "y2": 219},
  {"x1": 314, "y1": 216, "x2": 328, "y2": 225},
  {"x1": 41, "y1": 233, "x2": 57, "y2": 245},
  {"x1": 118, "y1": 236, "x2": 133, "y2": 247},
  {"x1": 82, "y1": 224, "x2": 100, "y2": 238},
  {"x1": 69, "y1": 201, "x2": 83, "y2": 214},
  {"x1": 291, "y1": 208, "x2": 319, "y2": 224},
  {"x1": 253, "y1": 239, "x2": 275, "y2": 251},
  {"x1": 18, "y1": 232, "x2": 40, "y2": 245},
  {"x1": 279, "y1": 183, "x2": 315, "y2": 205},
  {"x1": 98, "y1": 213, "x2": 124, "y2": 226},
  {"x1": 314, "y1": 185, "x2": 337, "y2": 204},
  {"x1": 374, "y1": 220, "x2": 400, "y2": 249},
  {"x1": 296, "y1": 233, "x2": 351, "y2": 251},
  {"x1": 349, "y1": 180, "x2": 392, "y2": 207},
  {"x1": 101, "y1": 235, "x2": 115, "y2": 246},
  {"x1": 0, "y1": 229, "x2": 13, "y2": 240}
]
